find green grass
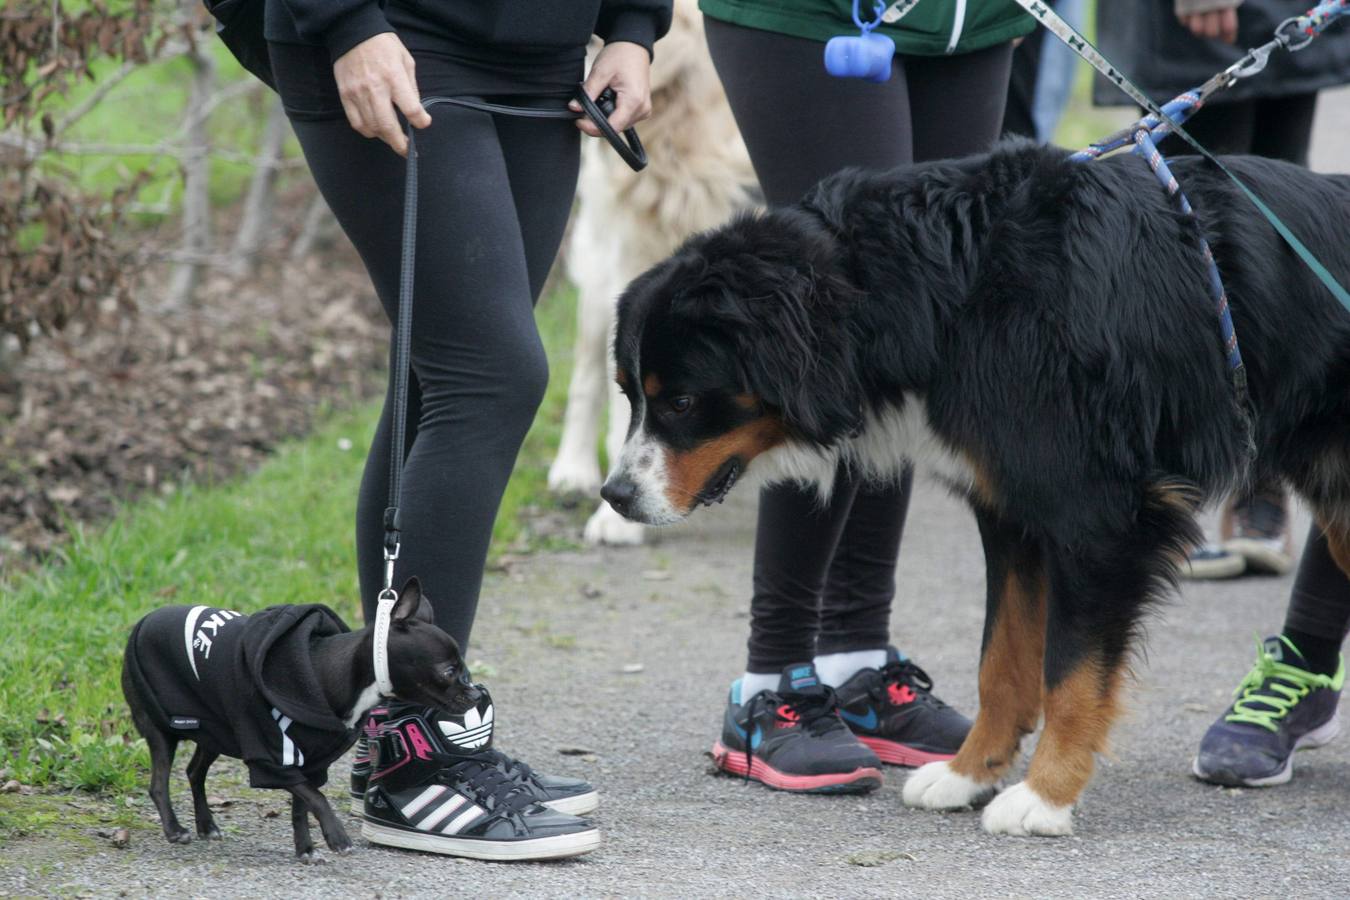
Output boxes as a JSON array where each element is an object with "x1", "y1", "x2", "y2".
[{"x1": 0, "y1": 283, "x2": 581, "y2": 801}]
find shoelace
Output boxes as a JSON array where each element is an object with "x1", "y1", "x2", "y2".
[
  {"x1": 1225, "y1": 638, "x2": 1341, "y2": 732},
  {"x1": 487, "y1": 749, "x2": 540, "y2": 789},
  {"x1": 432, "y1": 752, "x2": 539, "y2": 817},
  {"x1": 876, "y1": 659, "x2": 946, "y2": 708},
  {"x1": 739, "y1": 687, "x2": 844, "y2": 782}
]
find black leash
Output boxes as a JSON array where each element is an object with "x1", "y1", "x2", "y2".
[{"x1": 373, "y1": 85, "x2": 644, "y2": 693}]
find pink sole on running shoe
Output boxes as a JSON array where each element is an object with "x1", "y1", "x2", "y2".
[
  {"x1": 856, "y1": 736, "x2": 956, "y2": 767},
  {"x1": 710, "y1": 742, "x2": 882, "y2": 792}
]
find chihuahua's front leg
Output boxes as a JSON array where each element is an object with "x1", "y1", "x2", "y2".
[{"x1": 286, "y1": 781, "x2": 353, "y2": 858}]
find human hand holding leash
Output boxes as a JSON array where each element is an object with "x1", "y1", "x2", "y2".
[
  {"x1": 334, "y1": 32, "x2": 432, "y2": 156},
  {"x1": 570, "y1": 40, "x2": 652, "y2": 137},
  {"x1": 1177, "y1": 6, "x2": 1239, "y2": 44}
]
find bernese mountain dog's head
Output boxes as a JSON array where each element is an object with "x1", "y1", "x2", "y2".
[{"x1": 600, "y1": 208, "x2": 865, "y2": 525}]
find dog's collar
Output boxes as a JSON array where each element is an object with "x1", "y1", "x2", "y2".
[{"x1": 372, "y1": 591, "x2": 397, "y2": 696}]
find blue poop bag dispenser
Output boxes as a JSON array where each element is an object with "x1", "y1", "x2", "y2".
[{"x1": 824, "y1": 0, "x2": 896, "y2": 82}]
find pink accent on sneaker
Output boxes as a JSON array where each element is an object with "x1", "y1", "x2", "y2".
[
  {"x1": 710, "y1": 742, "x2": 882, "y2": 792},
  {"x1": 856, "y1": 735, "x2": 955, "y2": 767},
  {"x1": 405, "y1": 722, "x2": 434, "y2": 760}
]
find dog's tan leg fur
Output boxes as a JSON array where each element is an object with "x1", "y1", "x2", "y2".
[
  {"x1": 1024, "y1": 658, "x2": 1124, "y2": 808},
  {"x1": 1316, "y1": 516, "x2": 1350, "y2": 577},
  {"x1": 948, "y1": 569, "x2": 1047, "y2": 785}
]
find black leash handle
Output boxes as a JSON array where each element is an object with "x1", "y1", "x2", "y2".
[
  {"x1": 381, "y1": 85, "x2": 648, "y2": 580},
  {"x1": 416, "y1": 86, "x2": 647, "y2": 171}
]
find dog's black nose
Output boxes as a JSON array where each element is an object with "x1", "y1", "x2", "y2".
[{"x1": 601, "y1": 477, "x2": 637, "y2": 516}]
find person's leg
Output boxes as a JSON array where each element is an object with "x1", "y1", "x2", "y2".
[
  {"x1": 1159, "y1": 97, "x2": 1257, "y2": 157},
  {"x1": 1002, "y1": 27, "x2": 1045, "y2": 140},
  {"x1": 275, "y1": 52, "x2": 569, "y2": 649},
  {"x1": 819, "y1": 43, "x2": 1012, "y2": 763},
  {"x1": 273, "y1": 45, "x2": 603, "y2": 855},
  {"x1": 493, "y1": 98, "x2": 582, "y2": 304},
  {"x1": 1281, "y1": 524, "x2": 1350, "y2": 674},
  {"x1": 747, "y1": 464, "x2": 866, "y2": 683},
  {"x1": 1246, "y1": 92, "x2": 1318, "y2": 167},
  {"x1": 1194, "y1": 524, "x2": 1350, "y2": 786},
  {"x1": 817, "y1": 41, "x2": 1013, "y2": 672},
  {"x1": 702, "y1": 18, "x2": 923, "y2": 789},
  {"x1": 706, "y1": 18, "x2": 918, "y2": 703},
  {"x1": 814, "y1": 469, "x2": 911, "y2": 668},
  {"x1": 1172, "y1": 96, "x2": 1315, "y2": 580}
]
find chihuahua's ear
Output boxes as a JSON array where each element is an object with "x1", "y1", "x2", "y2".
[{"x1": 392, "y1": 576, "x2": 434, "y2": 623}]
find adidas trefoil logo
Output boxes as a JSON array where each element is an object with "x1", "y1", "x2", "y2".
[{"x1": 439, "y1": 703, "x2": 494, "y2": 750}]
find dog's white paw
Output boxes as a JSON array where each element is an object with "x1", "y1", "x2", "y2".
[
  {"x1": 902, "y1": 761, "x2": 996, "y2": 810},
  {"x1": 980, "y1": 782, "x2": 1073, "y2": 837},
  {"x1": 547, "y1": 455, "x2": 603, "y2": 496},
  {"x1": 584, "y1": 502, "x2": 645, "y2": 546}
]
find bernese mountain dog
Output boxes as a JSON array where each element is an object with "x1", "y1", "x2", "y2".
[{"x1": 598, "y1": 141, "x2": 1350, "y2": 836}]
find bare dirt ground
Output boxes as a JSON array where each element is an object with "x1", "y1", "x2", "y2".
[{"x1": 0, "y1": 253, "x2": 386, "y2": 564}]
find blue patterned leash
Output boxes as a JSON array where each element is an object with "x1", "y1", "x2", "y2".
[{"x1": 1070, "y1": 91, "x2": 1246, "y2": 394}]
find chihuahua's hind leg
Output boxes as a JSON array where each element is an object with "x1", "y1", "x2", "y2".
[
  {"x1": 186, "y1": 746, "x2": 222, "y2": 839},
  {"x1": 286, "y1": 781, "x2": 352, "y2": 858},
  {"x1": 141, "y1": 721, "x2": 189, "y2": 843},
  {"x1": 123, "y1": 662, "x2": 191, "y2": 844},
  {"x1": 290, "y1": 793, "x2": 317, "y2": 861}
]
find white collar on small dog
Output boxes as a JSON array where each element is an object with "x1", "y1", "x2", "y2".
[{"x1": 372, "y1": 590, "x2": 397, "y2": 697}]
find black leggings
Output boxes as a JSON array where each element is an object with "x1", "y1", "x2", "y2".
[
  {"x1": 1285, "y1": 525, "x2": 1350, "y2": 644},
  {"x1": 270, "y1": 43, "x2": 579, "y2": 648},
  {"x1": 704, "y1": 18, "x2": 1013, "y2": 671}
]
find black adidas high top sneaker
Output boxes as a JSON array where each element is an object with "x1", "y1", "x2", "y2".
[
  {"x1": 360, "y1": 694, "x2": 600, "y2": 860},
  {"x1": 351, "y1": 688, "x2": 597, "y2": 815}
]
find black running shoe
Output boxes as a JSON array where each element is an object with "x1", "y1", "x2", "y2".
[
  {"x1": 361, "y1": 703, "x2": 599, "y2": 860},
  {"x1": 834, "y1": 647, "x2": 971, "y2": 766},
  {"x1": 711, "y1": 663, "x2": 882, "y2": 793},
  {"x1": 350, "y1": 691, "x2": 597, "y2": 816}
]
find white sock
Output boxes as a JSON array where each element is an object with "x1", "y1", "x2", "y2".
[
  {"x1": 814, "y1": 649, "x2": 888, "y2": 687},
  {"x1": 739, "y1": 671, "x2": 780, "y2": 702}
]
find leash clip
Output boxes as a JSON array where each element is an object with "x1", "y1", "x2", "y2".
[
  {"x1": 1275, "y1": 14, "x2": 1317, "y2": 52},
  {"x1": 1225, "y1": 43, "x2": 1276, "y2": 81},
  {"x1": 381, "y1": 545, "x2": 400, "y2": 595}
]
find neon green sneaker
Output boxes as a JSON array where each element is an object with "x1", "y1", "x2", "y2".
[{"x1": 1192, "y1": 635, "x2": 1344, "y2": 787}]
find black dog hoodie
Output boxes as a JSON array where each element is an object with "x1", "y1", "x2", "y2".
[{"x1": 124, "y1": 604, "x2": 357, "y2": 788}]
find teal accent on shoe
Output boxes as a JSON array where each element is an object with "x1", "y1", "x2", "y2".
[
  {"x1": 838, "y1": 708, "x2": 879, "y2": 730},
  {"x1": 732, "y1": 722, "x2": 764, "y2": 750}
]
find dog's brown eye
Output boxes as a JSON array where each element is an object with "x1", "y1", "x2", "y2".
[{"x1": 669, "y1": 396, "x2": 693, "y2": 414}]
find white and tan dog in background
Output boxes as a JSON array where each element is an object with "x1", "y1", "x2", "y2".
[{"x1": 548, "y1": 0, "x2": 758, "y2": 545}]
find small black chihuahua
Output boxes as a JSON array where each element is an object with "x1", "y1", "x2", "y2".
[{"x1": 122, "y1": 577, "x2": 480, "y2": 859}]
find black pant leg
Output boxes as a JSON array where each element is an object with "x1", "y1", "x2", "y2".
[{"x1": 272, "y1": 44, "x2": 577, "y2": 648}]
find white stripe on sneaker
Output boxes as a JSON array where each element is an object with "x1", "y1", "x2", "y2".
[
  {"x1": 417, "y1": 794, "x2": 467, "y2": 831},
  {"x1": 400, "y1": 785, "x2": 446, "y2": 818},
  {"x1": 441, "y1": 805, "x2": 486, "y2": 835}
]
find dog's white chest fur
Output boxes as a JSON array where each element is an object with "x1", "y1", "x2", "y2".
[{"x1": 756, "y1": 395, "x2": 974, "y2": 497}]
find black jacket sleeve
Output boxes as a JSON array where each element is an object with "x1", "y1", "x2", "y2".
[
  {"x1": 276, "y1": 0, "x2": 394, "y2": 62},
  {"x1": 594, "y1": 0, "x2": 672, "y2": 57}
]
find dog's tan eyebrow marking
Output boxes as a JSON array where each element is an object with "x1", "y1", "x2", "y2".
[
  {"x1": 732, "y1": 393, "x2": 759, "y2": 410},
  {"x1": 615, "y1": 369, "x2": 629, "y2": 389},
  {"x1": 644, "y1": 373, "x2": 663, "y2": 398}
]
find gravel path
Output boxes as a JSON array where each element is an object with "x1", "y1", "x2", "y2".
[{"x1": 3, "y1": 480, "x2": 1349, "y2": 899}]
